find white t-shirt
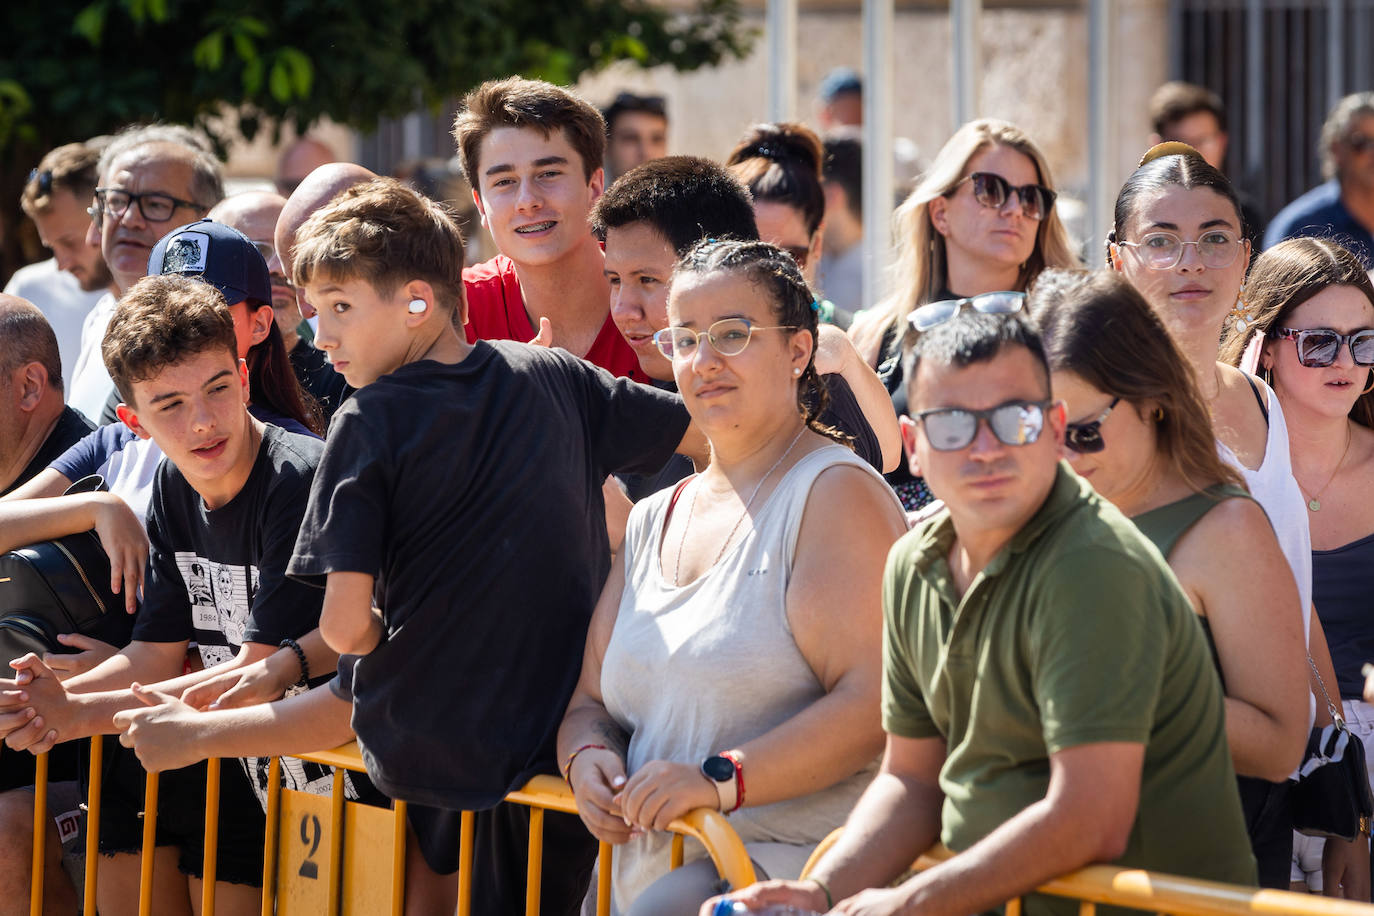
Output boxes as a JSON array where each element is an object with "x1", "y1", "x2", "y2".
[
  {"x1": 67, "y1": 291, "x2": 117, "y2": 424},
  {"x1": 3, "y1": 258, "x2": 106, "y2": 385}
]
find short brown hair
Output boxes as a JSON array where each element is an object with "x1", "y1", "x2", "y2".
[
  {"x1": 291, "y1": 177, "x2": 466, "y2": 312},
  {"x1": 0, "y1": 298, "x2": 63, "y2": 393},
  {"x1": 1149, "y1": 82, "x2": 1227, "y2": 138},
  {"x1": 103, "y1": 275, "x2": 238, "y2": 406},
  {"x1": 452, "y1": 78, "x2": 605, "y2": 191},
  {"x1": 21, "y1": 142, "x2": 101, "y2": 217}
]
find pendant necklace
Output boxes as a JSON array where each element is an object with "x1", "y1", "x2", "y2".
[
  {"x1": 674, "y1": 426, "x2": 806, "y2": 584},
  {"x1": 1298, "y1": 424, "x2": 1352, "y2": 512}
]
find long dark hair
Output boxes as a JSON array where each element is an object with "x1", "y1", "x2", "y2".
[
  {"x1": 1029, "y1": 268, "x2": 1244, "y2": 493},
  {"x1": 725, "y1": 123, "x2": 826, "y2": 236},
  {"x1": 247, "y1": 315, "x2": 323, "y2": 435},
  {"x1": 1108, "y1": 143, "x2": 1246, "y2": 265},
  {"x1": 1220, "y1": 237, "x2": 1374, "y2": 428},
  {"x1": 672, "y1": 238, "x2": 847, "y2": 444}
]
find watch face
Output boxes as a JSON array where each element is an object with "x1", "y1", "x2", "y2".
[{"x1": 702, "y1": 755, "x2": 735, "y2": 783}]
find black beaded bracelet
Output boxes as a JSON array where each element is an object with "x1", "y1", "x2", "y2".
[{"x1": 279, "y1": 638, "x2": 309, "y2": 687}]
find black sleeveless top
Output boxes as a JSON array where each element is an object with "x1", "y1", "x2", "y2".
[{"x1": 1313, "y1": 530, "x2": 1374, "y2": 698}]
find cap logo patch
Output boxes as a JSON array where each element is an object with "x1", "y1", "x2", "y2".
[{"x1": 162, "y1": 232, "x2": 210, "y2": 273}]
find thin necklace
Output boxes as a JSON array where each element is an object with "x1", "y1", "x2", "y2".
[
  {"x1": 673, "y1": 426, "x2": 807, "y2": 585},
  {"x1": 1297, "y1": 423, "x2": 1352, "y2": 512}
]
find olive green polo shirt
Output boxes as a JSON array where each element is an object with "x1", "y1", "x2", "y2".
[{"x1": 883, "y1": 463, "x2": 1256, "y2": 895}]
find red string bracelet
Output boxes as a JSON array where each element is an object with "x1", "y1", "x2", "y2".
[{"x1": 721, "y1": 750, "x2": 745, "y2": 813}]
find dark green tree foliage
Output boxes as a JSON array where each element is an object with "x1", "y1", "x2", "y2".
[{"x1": 0, "y1": 0, "x2": 752, "y2": 279}]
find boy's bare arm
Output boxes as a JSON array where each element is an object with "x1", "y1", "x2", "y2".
[
  {"x1": 114, "y1": 681, "x2": 356, "y2": 773},
  {"x1": 320, "y1": 571, "x2": 383, "y2": 656}
]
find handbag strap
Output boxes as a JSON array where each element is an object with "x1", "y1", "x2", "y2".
[{"x1": 1308, "y1": 654, "x2": 1346, "y2": 728}]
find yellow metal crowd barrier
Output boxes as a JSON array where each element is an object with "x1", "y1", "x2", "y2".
[
  {"x1": 801, "y1": 829, "x2": 1374, "y2": 916},
  {"x1": 26, "y1": 740, "x2": 756, "y2": 915}
]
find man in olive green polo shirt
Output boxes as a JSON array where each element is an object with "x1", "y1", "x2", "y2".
[{"x1": 708, "y1": 312, "x2": 1254, "y2": 916}]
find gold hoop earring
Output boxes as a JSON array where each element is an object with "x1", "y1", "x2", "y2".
[
  {"x1": 1228, "y1": 280, "x2": 1258, "y2": 334},
  {"x1": 1153, "y1": 406, "x2": 1165, "y2": 421},
  {"x1": 1363, "y1": 372, "x2": 1374, "y2": 396}
]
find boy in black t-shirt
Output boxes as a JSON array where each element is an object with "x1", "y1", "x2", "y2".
[
  {"x1": 285, "y1": 177, "x2": 697, "y2": 913},
  {"x1": 0, "y1": 275, "x2": 330, "y2": 915}
]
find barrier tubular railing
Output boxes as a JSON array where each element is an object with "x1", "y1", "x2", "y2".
[
  {"x1": 800, "y1": 830, "x2": 1374, "y2": 916},
  {"x1": 27, "y1": 740, "x2": 757, "y2": 914},
  {"x1": 29, "y1": 736, "x2": 1374, "y2": 915}
]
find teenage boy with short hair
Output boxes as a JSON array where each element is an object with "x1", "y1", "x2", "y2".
[
  {"x1": 592, "y1": 155, "x2": 902, "y2": 498},
  {"x1": 453, "y1": 76, "x2": 645, "y2": 380},
  {"x1": 0, "y1": 275, "x2": 330, "y2": 915},
  {"x1": 288, "y1": 177, "x2": 697, "y2": 913}
]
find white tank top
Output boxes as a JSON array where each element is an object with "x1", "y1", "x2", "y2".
[
  {"x1": 1216, "y1": 378, "x2": 1316, "y2": 742},
  {"x1": 1216, "y1": 378, "x2": 1313, "y2": 639},
  {"x1": 601, "y1": 445, "x2": 900, "y2": 907}
]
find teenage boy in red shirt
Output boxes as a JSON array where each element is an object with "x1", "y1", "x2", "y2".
[{"x1": 454, "y1": 77, "x2": 646, "y2": 380}]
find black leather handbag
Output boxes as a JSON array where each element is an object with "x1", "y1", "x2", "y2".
[
  {"x1": 1292, "y1": 657, "x2": 1374, "y2": 841},
  {"x1": 0, "y1": 475, "x2": 134, "y2": 665}
]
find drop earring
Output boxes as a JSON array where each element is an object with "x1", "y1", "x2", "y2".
[{"x1": 1227, "y1": 281, "x2": 1258, "y2": 334}]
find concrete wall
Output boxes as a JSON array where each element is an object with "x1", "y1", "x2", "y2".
[
  {"x1": 573, "y1": 0, "x2": 1169, "y2": 247},
  {"x1": 221, "y1": 1, "x2": 1170, "y2": 250}
]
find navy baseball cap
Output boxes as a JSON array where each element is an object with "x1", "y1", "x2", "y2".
[
  {"x1": 147, "y1": 219, "x2": 272, "y2": 307},
  {"x1": 818, "y1": 67, "x2": 863, "y2": 102}
]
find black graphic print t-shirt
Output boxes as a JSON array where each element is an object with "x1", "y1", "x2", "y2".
[{"x1": 133, "y1": 422, "x2": 339, "y2": 805}]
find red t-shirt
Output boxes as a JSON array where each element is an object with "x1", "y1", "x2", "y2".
[{"x1": 462, "y1": 254, "x2": 647, "y2": 382}]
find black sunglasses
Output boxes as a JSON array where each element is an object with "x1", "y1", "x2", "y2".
[
  {"x1": 1064, "y1": 397, "x2": 1120, "y2": 454},
  {"x1": 913, "y1": 400, "x2": 1051, "y2": 452},
  {"x1": 1270, "y1": 327, "x2": 1374, "y2": 368},
  {"x1": 953, "y1": 172, "x2": 1057, "y2": 221}
]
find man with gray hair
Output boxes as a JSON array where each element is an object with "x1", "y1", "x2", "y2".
[
  {"x1": 67, "y1": 124, "x2": 224, "y2": 422},
  {"x1": 1265, "y1": 92, "x2": 1374, "y2": 267}
]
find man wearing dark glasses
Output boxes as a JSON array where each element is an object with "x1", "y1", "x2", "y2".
[
  {"x1": 712, "y1": 311, "x2": 1255, "y2": 916},
  {"x1": 67, "y1": 125, "x2": 223, "y2": 424},
  {"x1": 1266, "y1": 92, "x2": 1374, "y2": 268}
]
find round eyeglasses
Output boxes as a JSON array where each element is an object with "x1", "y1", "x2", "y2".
[
  {"x1": 653, "y1": 318, "x2": 797, "y2": 360},
  {"x1": 909, "y1": 291, "x2": 1025, "y2": 333},
  {"x1": 913, "y1": 400, "x2": 1051, "y2": 452},
  {"x1": 1116, "y1": 230, "x2": 1243, "y2": 271}
]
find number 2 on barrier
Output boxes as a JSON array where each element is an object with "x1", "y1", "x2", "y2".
[{"x1": 299, "y1": 814, "x2": 322, "y2": 880}]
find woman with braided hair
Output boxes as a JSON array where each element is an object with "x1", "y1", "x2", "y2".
[{"x1": 558, "y1": 239, "x2": 906, "y2": 915}]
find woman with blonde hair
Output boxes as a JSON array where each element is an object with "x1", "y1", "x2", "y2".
[{"x1": 850, "y1": 118, "x2": 1079, "y2": 510}]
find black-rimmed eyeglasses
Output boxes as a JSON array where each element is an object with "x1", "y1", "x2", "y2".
[{"x1": 92, "y1": 187, "x2": 203, "y2": 224}]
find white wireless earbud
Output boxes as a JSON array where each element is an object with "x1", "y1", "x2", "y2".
[{"x1": 408, "y1": 299, "x2": 427, "y2": 314}]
